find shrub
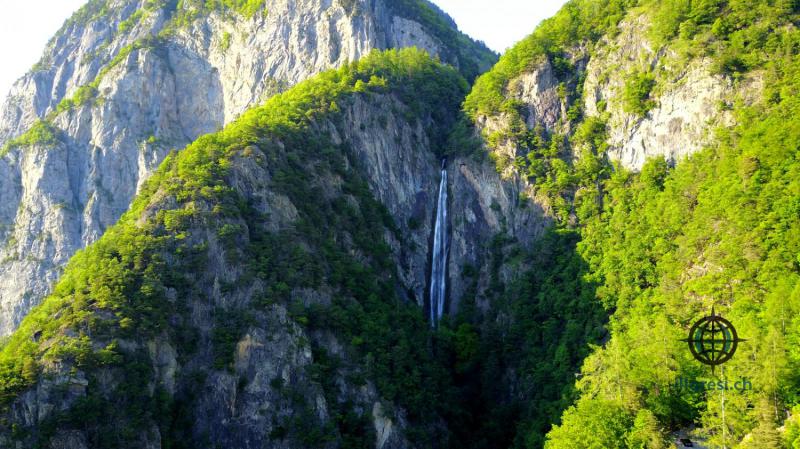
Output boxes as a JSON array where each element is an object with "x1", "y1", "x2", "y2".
[
  {"x1": 220, "y1": 31, "x2": 232, "y2": 51},
  {"x1": 622, "y1": 70, "x2": 656, "y2": 116},
  {"x1": 1, "y1": 120, "x2": 58, "y2": 155}
]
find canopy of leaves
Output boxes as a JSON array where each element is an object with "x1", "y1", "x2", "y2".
[
  {"x1": 0, "y1": 48, "x2": 470, "y2": 447},
  {"x1": 459, "y1": 1, "x2": 800, "y2": 447},
  {"x1": 546, "y1": 9, "x2": 800, "y2": 446}
]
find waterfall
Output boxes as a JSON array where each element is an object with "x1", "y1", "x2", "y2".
[{"x1": 429, "y1": 159, "x2": 449, "y2": 326}]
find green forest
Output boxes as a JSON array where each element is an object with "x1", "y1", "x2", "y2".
[
  {"x1": 0, "y1": 0, "x2": 799, "y2": 448},
  {"x1": 0, "y1": 49, "x2": 473, "y2": 447},
  {"x1": 461, "y1": 0, "x2": 800, "y2": 447}
]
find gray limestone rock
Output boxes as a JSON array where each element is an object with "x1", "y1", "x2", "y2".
[{"x1": 0, "y1": 0, "x2": 494, "y2": 335}]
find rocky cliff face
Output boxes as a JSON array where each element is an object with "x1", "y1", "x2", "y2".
[
  {"x1": 581, "y1": 14, "x2": 763, "y2": 169},
  {"x1": 0, "y1": 51, "x2": 502, "y2": 448},
  {"x1": 332, "y1": 96, "x2": 545, "y2": 315},
  {"x1": 474, "y1": 13, "x2": 762, "y2": 179},
  {"x1": 0, "y1": 0, "x2": 495, "y2": 335}
]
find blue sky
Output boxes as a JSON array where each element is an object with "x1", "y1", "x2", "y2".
[{"x1": 0, "y1": 0, "x2": 569, "y2": 101}]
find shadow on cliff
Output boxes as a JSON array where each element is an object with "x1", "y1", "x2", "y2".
[{"x1": 434, "y1": 226, "x2": 607, "y2": 449}]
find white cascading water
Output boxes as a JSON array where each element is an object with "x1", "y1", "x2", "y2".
[{"x1": 429, "y1": 159, "x2": 449, "y2": 326}]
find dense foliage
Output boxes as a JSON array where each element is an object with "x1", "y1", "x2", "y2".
[
  {"x1": 0, "y1": 48, "x2": 470, "y2": 447},
  {"x1": 622, "y1": 70, "x2": 657, "y2": 116},
  {"x1": 440, "y1": 229, "x2": 607, "y2": 449},
  {"x1": 540, "y1": 1, "x2": 800, "y2": 448},
  {"x1": 546, "y1": 54, "x2": 800, "y2": 449},
  {"x1": 456, "y1": 1, "x2": 800, "y2": 448}
]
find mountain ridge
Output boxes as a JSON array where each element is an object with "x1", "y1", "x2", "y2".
[
  {"x1": 0, "y1": 48, "x2": 477, "y2": 448},
  {"x1": 0, "y1": 0, "x2": 496, "y2": 337}
]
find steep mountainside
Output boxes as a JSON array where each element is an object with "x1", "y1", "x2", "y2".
[
  {"x1": 452, "y1": 0, "x2": 800, "y2": 448},
  {"x1": 0, "y1": 49, "x2": 527, "y2": 449},
  {"x1": 1, "y1": 0, "x2": 799, "y2": 448},
  {"x1": 0, "y1": 0, "x2": 495, "y2": 336}
]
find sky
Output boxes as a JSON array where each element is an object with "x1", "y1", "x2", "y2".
[
  {"x1": 429, "y1": 0, "x2": 569, "y2": 52},
  {"x1": 0, "y1": 0, "x2": 569, "y2": 101},
  {"x1": 0, "y1": 0, "x2": 87, "y2": 101}
]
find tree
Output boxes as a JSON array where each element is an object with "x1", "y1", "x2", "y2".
[
  {"x1": 21, "y1": 357, "x2": 38, "y2": 384},
  {"x1": 545, "y1": 399, "x2": 633, "y2": 449},
  {"x1": 740, "y1": 400, "x2": 784, "y2": 449},
  {"x1": 626, "y1": 409, "x2": 669, "y2": 449}
]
